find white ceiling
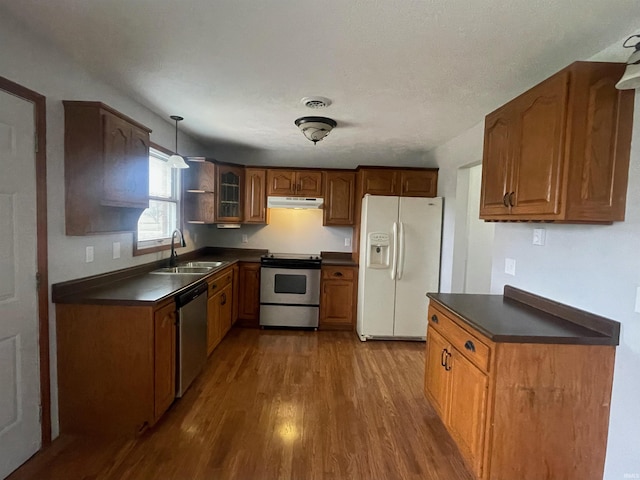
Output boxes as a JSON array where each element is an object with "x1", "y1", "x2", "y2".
[{"x1": 1, "y1": 0, "x2": 639, "y2": 168}]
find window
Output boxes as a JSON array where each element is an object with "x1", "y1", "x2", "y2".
[{"x1": 134, "y1": 146, "x2": 181, "y2": 255}]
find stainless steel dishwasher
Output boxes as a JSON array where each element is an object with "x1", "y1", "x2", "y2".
[{"x1": 176, "y1": 282, "x2": 208, "y2": 398}]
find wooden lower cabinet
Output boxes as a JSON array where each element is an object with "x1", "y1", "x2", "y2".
[
  {"x1": 56, "y1": 300, "x2": 177, "y2": 436},
  {"x1": 319, "y1": 266, "x2": 357, "y2": 330},
  {"x1": 207, "y1": 267, "x2": 234, "y2": 355},
  {"x1": 424, "y1": 302, "x2": 616, "y2": 480},
  {"x1": 237, "y1": 262, "x2": 261, "y2": 326}
]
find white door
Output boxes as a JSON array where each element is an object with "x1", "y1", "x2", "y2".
[
  {"x1": 0, "y1": 90, "x2": 41, "y2": 479},
  {"x1": 393, "y1": 197, "x2": 443, "y2": 338},
  {"x1": 357, "y1": 195, "x2": 398, "y2": 339}
]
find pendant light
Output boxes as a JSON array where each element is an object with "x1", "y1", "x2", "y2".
[
  {"x1": 167, "y1": 115, "x2": 189, "y2": 169},
  {"x1": 616, "y1": 35, "x2": 640, "y2": 90},
  {"x1": 294, "y1": 116, "x2": 337, "y2": 145}
]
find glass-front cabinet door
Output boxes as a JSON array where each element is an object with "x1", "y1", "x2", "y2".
[{"x1": 215, "y1": 165, "x2": 244, "y2": 223}]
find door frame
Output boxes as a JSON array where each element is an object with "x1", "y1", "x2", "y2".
[{"x1": 0, "y1": 76, "x2": 50, "y2": 445}]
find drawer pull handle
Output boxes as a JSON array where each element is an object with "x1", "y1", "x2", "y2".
[
  {"x1": 431, "y1": 314, "x2": 439, "y2": 324},
  {"x1": 464, "y1": 340, "x2": 476, "y2": 352},
  {"x1": 221, "y1": 293, "x2": 227, "y2": 305},
  {"x1": 444, "y1": 350, "x2": 452, "y2": 371},
  {"x1": 333, "y1": 271, "x2": 343, "y2": 277},
  {"x1": 440, "y1": 348, "x2": 447, "y2": 367}
]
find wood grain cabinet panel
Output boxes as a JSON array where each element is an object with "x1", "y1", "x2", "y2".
[
  {"x1": 207, "y1": 267, "x2": 234, "y2": 355},
  {"x1": 424, "y1": 302, "x2": 616, "y2": 480},
  {"x1": 267, "y1": 169, "x2": 323, "y2": 196},
  {"x1": 56, "y1": 300, "x2": 176, "y2": 436},
  {"x1": 244, "y1": 168, "x2": 267, "y2": 223},
  {"x1": 153, "y1": 302, "x2": 176, "y2": 421},
  {"x1": 480, "y1": 61, "x2": 634, "y2": 222},
  {"x1": 359, "y1": 169, "x2": 399, "y2": 196},
  {"x1": 215, "y1": 164, "x2": 244, "y2": 223},
  {"x1": 63, "y1": 101, "x2": 151, "y2": 235},
  {"x1": 399, "y1": 170, "x2": 438, "y2": 197},
  {"x1": 323, "y1": 171, "x2": 356, "y2": 226},
  {"x1": 319, "y1": 266, "x2": 357, "y2": 329},
  {"x1": 237, "y1": 262, "x2": 261, "y2": 327}
]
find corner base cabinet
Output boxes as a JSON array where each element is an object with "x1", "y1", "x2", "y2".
[
  {"x1": 424, "y1": 294, "x2": 617, "y2": 480},
  {"x1": 56, "y1": 300, "x2": 176, "y2": 436}
]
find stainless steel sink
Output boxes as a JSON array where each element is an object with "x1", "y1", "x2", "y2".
[
  {"x1": 151, "y1": 266, "x2": 214, "y2": 275},
  {"x1": 179, "y1": 261, "x2": 228, "y2": 268}
]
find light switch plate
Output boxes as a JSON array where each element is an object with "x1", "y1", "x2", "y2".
[
  {"x1": 532, "y1": 228, "x2": 546, "y2": 246},
  {"x1": 112, "y1": 242, "x2": 121, "y2": 259},
  {"x1": 344, "y1": 237, "x2": 351, "y2": 247},
  {"x1": 241, "y1": 234, "x2": 248, "y2": 244},
  {"x1": 505, "y1": 258, "x2": 516, "y2": 276},
  {"x1": 85, "y1": 246, "x2": 94, "y2": 263},
  {"x1": 635, "y1": 287, "x2": 640, "y2": 314}
]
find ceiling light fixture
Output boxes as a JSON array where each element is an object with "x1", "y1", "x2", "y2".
[
  {"x1": 616, "y1": 34, "x2": 640, "y2": 90},
  {"x1": 167, "y1": 115, "x2": 189, "y2": 169},
  {"x1": 294, "y1": 116, "x2": 337, "y2": 145}
]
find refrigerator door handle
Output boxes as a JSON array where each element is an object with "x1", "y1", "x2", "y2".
[
  {"x1": 391, "y1": 221, "x2": 398, "y2": 280},
  {"x1": 397, "y1": 221, "x2": 405, "y2": 280}
]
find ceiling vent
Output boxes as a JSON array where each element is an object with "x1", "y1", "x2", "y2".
[{"x1": 301, "y1": 96, "x2": 332, "y2": 109}]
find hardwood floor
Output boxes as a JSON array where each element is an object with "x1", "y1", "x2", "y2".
[{"x1": 9, "y1": 329, "x2": 473, "y2": 480}]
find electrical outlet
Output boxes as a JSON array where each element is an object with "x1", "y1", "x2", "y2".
[
  {"x1": 505, "y1": 258, "x2": 516, "y2": 276},
  {"x1": 344, "y1": 237, "x2": 351, "y2": 247},
  {"x1": 241, "y1": 234, "x2": 248, "y2": 244},
  {"x1": 85, "y1": 246, "x2": 94, "y2": 263},
  {"x1": 112, "y1": 242, "x2": 121, "y2": 259},
  {"x1": 635, "y1": 287, "x2": 640, "y2": 313},
  {"x1": 532, "y1": 228, "x2": 546, "y2": 246}
]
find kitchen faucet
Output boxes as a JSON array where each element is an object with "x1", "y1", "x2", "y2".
[{"x1": 169, "y1": 229, "x2": 186, "y2": 267}]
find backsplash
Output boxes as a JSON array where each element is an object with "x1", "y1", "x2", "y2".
[{"x1": 195, "y1": 208, "x2": 353, "y2": 254}]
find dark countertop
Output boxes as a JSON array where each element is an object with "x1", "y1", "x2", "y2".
[
  {"x1": 427, "y1": 288, "x2": 619, "y2": 346},
  {"x1": 320, "y1": 252, "x2": 358, "y2": 266},
  {"x1": 52, "y1": 247, "x2": 267, "y2": 306}
]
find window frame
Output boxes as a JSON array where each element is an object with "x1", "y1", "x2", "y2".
[{"x1": 133, "y1": 142, "x2": 183, "y2": 256}]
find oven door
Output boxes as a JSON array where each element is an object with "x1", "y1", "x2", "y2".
[{"x1": 260, "y1": 267, "x2": 320, "y2": 305}]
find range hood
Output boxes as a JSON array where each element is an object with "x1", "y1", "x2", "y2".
[{"x1": 267, "y1": 196, "x2": 324, "y2": 209}]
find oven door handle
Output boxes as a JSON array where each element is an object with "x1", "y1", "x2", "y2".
[{"x1": 391, "y1": 221, "x2": 398, "y2": 280}]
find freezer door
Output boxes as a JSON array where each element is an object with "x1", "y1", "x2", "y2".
[
  {"x1": 357, "y1": 195, "x2": 399, "y2": 339},
  {"x1": 393, "y1": 197, "x2": 443, "y2": 338}
]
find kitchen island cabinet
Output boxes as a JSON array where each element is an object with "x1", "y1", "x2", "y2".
[
  {"x1": 424, "y1": 286, "x2": 619, "y2": 480},
  {"x1": 480, "y1": 61, "x2": 634, "y2": 222},
  {"x1": 56, "y1": 299, "x2": 177, "y2": 436}
]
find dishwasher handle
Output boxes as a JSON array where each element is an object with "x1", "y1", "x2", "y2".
[{"x1": 176, "y1": 282, "x2": 208, "y2": 308}]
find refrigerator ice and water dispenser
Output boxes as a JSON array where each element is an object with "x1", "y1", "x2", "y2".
[{"x1": 366, "y1": 232, "x2": 390, "y2": 269}]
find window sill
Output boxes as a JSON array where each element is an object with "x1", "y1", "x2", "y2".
[{"x1": 133, "y1": 239, "x2": 172, "y2": 257}]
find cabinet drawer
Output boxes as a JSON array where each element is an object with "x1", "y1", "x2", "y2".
[
  {"x1": 208, "y1": 268, "x2": 233, "y2": 297},
  {"x1": 322, "y1": 266, "x2": 356, "y2": 280},
  {"x1": 428, "y1": 305, "x2": 491, "y2": 372}
]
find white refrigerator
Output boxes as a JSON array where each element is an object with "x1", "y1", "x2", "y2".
[{"x1": 357, "y1": 195, "x2": 443, "y2": 340}]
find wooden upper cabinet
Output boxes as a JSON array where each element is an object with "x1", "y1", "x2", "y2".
[
  {"x1": 215, "y1": 164, "x2": 244, "y2": 223},
  {"x1": 266, "y1": 169, "x2": 323, "y2": 196},
  {"x1": 324, "y1": 171, "x2": 356, "y2": 226},
  {"x1": 480, "y1": 61, "x2": 634, "y2": 223},
  {"x1": 183, "y1": 158, "x2": 216, "y2": 224},
  {"x1": 244, "y1": 168, "x2": 267, "y2": 223},
  {"x1": 360, "y1": 169, "x2": 399, "y2": 196},
  {"x1": 64, "y1": 101, "x2": 151, "y2": 235},
  {"x1": 359, "y1": 168, "x2": 438, "y2": 197},
  {"x1": 399, "y1": 170, "x2": 438, "y2": 197}
]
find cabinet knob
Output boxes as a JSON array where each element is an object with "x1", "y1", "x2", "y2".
[
  {"x1": 431, "y1": 314, "x2": 439, "y2": 324},
  {"x1": 464, "y1": 340, "x2": 476, "y2": 352},
  {"x1": 509, "y1": 192, "x2": 515, "y2": 207},
  {"x1": 503, "y1": 192, "x2": 510, "y2": 207},
  {"x1": 333, "y1": 271, "x2": 343, "y2": 277}
]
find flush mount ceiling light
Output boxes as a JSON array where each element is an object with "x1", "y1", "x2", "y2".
[
  {"x1": 294, "y1": 116, "x2": 337, "y2": 145},
  {"x1": 167, "y1": 115, "x2": 189, "y2": 169},
  {"x1": 616, "y1": 34, "x2": 640, "y2": 90}
]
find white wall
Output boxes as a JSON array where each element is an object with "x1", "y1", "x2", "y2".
[
  {"x1": 427, "y1": 38, "x2": 640, "y2": 478},
  {"x1": 0, "y1": 14, "x2": 209, "y2": 438},
  {"x1": 196, "y1": 208, "x2": 353, "y2": 254}
]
